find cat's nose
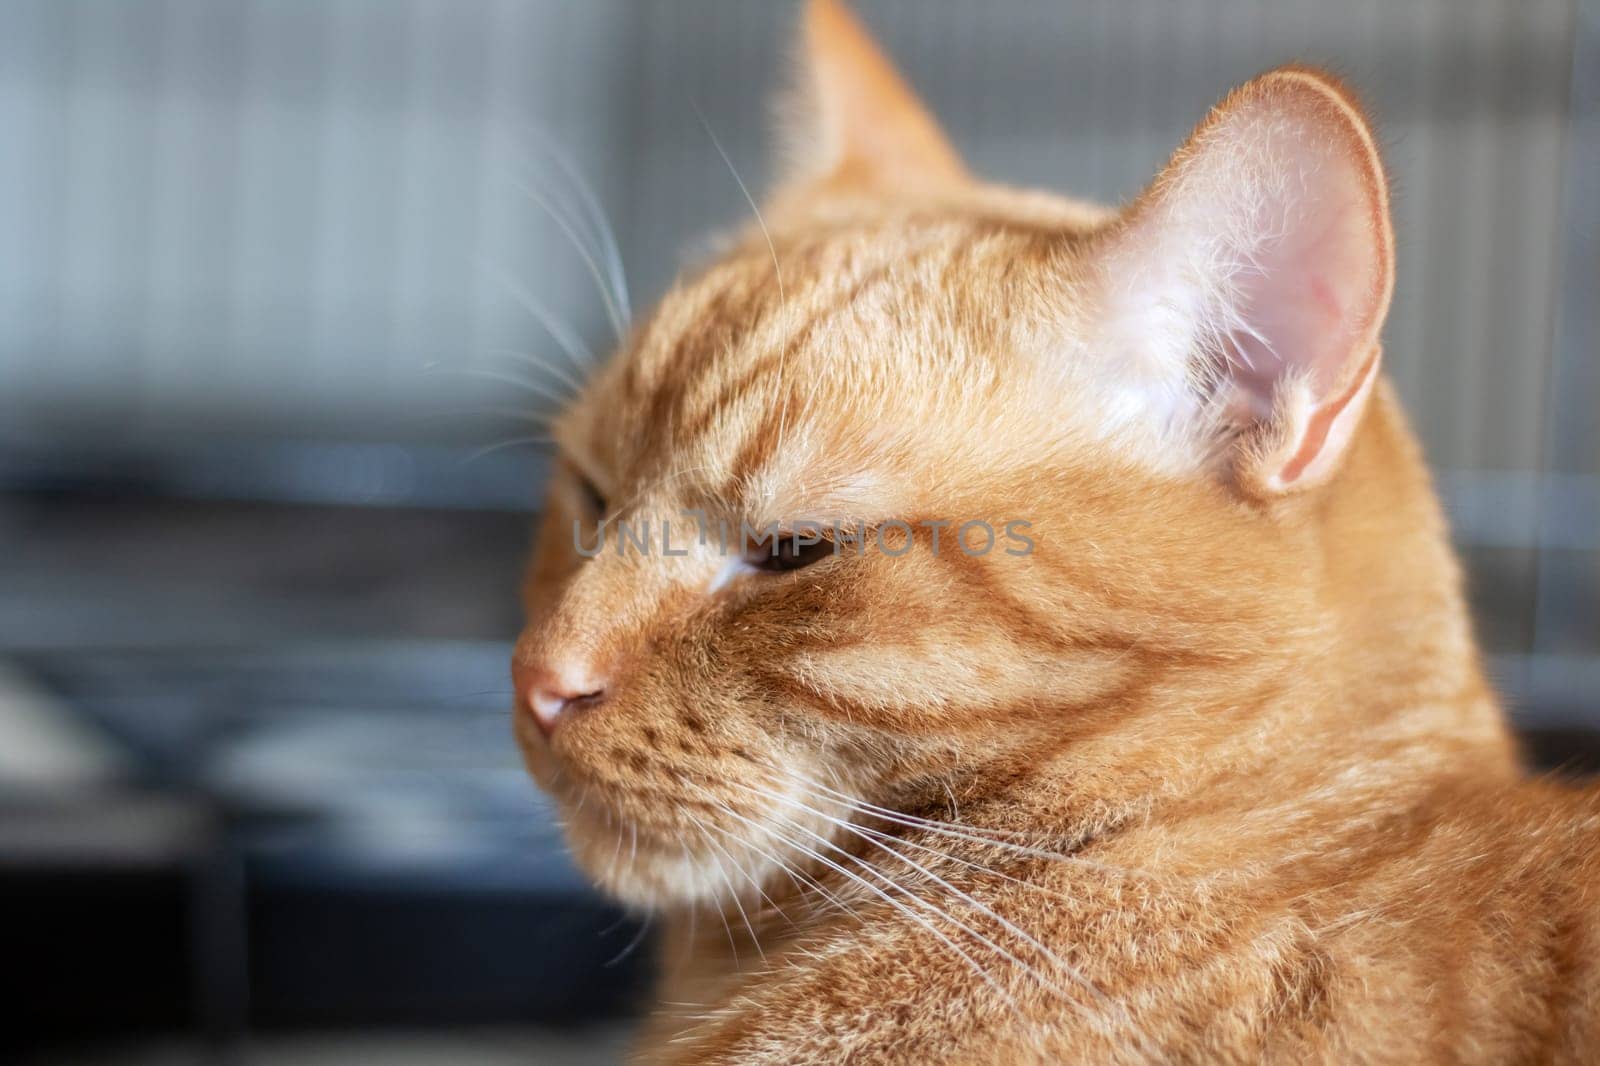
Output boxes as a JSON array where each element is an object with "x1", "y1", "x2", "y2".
[{"x1": 512, "y1": 656, "x2": 606, "y2": 738}]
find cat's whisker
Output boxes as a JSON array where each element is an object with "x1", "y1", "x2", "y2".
[
  {"x1": 693, "y1": 105, "x2": 783, "y2": 309},
  {"x1": 705, "y1": 796, "x2": 1019, "y2": 1012},
  {"x1": 686, "y1": 820, "x2": 744, "y2": 967},
  {"x1": 941, "y1": 779, "x2": 961, "y2": 821},
  {"x1": 788, "y1": 777, "x2": 1037, "y2": 840},
  {"x1": 603, "y1": 914, "x2": 653, "y2": 969},
  {"x1": 789, "y1": 773, "x2": 1072, "y2": 845},
  {"x1": 458, "y1": 435, "x2": 556, "y2": 464},
  {"x1": 684, "y1": 765, "x2": 1126, "y2": 1005},
  {"x1": 508, "y1": 151, "x2": 608, "y2": 291},
  {"x1": 797, "y1": 782, "x2": 1159, "y2": 884},
  {"x1": 698, "y1": 800, "x2": 861, "y2": 928},
  {"x1": 750, "y1": 784, "x2": 1063, "y2": 923},
  {"x1": 698, "y1": 788, "x2": 1034, "y2": 1005},
  {"x1": 680, "y1": 875, "x2": 699, "y2": 967},
  {"x1": 713, "y1": 858, "x2": 769, "y2": 966},
  {"x1": 784, "y1": 771, "x2": 1158, "y2": 880},
  {"x1": 732, "y1": 788, "x2": 1165, "y2": 1050},
  {"x1": 480, "y1": 260, "x2": 596, "y2": 385},
  {"x1": 694, "y1": 103, "x2": 791, "y2": 454},
  {"x1": 609, "y1": 819, "x2": 627, "y2": 884},
  {"x1": 687, "y1": 814, "x2": 803, "y2": 934},
  {"x1": 425, "y1": 405, "x2": 553, "y2": 427},
  {"x1": 486, "y1": 349, "x2": 584, "y2": 403},
  {"x1": 515, "y1": 132, "x2": 631, "y2": 323},
  {"x1": 506, "y1": 170, "x2": 629, "y2": 341},
  {"x1": 759, "y1": 816, "x2": 1026, "y2": 1015},
  {"x1": 823, "y1": 803, "x2": 1127, "y2": 914},
  {"x1": 763, "y1": 806, "x2": 1082, "y2": 1012},
  {"x1": 739, "y1": 782, "x2": 1115, "y2": 1019},
  {"x1": 426, "y1": 363, "x2": 571, "y2": 408},
  {"x1": 784, "y1": 770, "x2": 1034, "y2": 840}
]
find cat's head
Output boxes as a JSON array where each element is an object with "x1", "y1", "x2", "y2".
[{"x1": 512, "y1": 0, "x2": 1398, "y2": 910}]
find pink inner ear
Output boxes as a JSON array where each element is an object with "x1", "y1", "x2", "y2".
[
  {"x1": 1216, "y1": 153, "x2": 1383, "y2": 420},
  {"x1": 1090, "y1": 70, "x2": 1393, "y2": 489}
]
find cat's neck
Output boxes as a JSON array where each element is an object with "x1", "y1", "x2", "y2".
[
  {"x1": 949, "y1": 380, "x2": 1517, "y2": 859},
  {"x1": 1314, "y1": 380, "x2": 1506, "y2": 737}
]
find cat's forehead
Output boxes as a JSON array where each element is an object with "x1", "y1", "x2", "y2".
[
  {"x1": 563, "y1": 202, "x2": 1111, "y2": 515},
  {"x1": 628, "y1": 193, "x2": 1102, "y2": 391},
  {"x1": 590, "y1": 238, "x2": 974, "y2": 442}
]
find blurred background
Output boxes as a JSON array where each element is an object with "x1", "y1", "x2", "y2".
[{"x1": 1, "y1": 1, "x2": 1595, "y2": 1062}]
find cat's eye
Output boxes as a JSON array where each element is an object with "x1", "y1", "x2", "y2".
[{"x1": 746, "y1": 532, "x2": 836, "y2": 573}]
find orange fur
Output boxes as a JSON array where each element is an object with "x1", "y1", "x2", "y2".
[{"x1": 511, "y1": 4, "x2": 1600, "y2": 1061}]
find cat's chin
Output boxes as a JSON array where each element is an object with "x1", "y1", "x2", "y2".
[
  {"x1": 560, "y1": 804, "x2": 756, "y2": 912},
  {"x1": 512, "y1": 705, "x2": 845, "y2": 913}
]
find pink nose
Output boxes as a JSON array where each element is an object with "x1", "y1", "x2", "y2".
[{"x1": 512, "y1": 657, "x2": 606, "y2": 738}]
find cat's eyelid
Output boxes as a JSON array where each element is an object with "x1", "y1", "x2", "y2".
[
  {"x1": 559, "y1": 454, "x2": 606, "y2": 491},
  {"x1": 558, "y1": 454, "x2": 610, "y2": 516}
]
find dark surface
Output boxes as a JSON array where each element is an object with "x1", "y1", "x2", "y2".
[
  {"x1": 1519, "y1": 728, "x2": 1600, "y2": 777},
  {"x1": 7, "y1": 866, "x2": 195, "y2": 1041},
  {"x1": 249, "y1": 886, "x2": 651, "y2": 1028},
  {"x1": 7, "y1": 862, "x2": 649, "y2": 1049},
  {"x1": 0, "y1": 488, "x2": 652, "y2": 1047}
]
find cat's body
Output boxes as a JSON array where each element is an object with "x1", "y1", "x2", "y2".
[{"x1": 510, "y1": 3, "x2": 1600, "y2": 1061}]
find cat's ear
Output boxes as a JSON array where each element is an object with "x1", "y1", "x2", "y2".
[
  {"x1": 774, "y1": 0, "x2": 966, "y2": 192},
  {"x1": 1094, "y1": 66, "x2": 1394, "y2": 496}
]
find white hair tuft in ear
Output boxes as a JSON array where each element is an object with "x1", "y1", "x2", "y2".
[{"x1": 1089, "y1": 67, "x2": 1394, "y2": 496}]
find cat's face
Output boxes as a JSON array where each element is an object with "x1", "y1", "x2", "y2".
[
  {"x1": 512, "y1": 0, "x2": 1394, "y2": 911},
  {"x1": 514, "y1": 206, "x2": 1145, "y2": 908}
]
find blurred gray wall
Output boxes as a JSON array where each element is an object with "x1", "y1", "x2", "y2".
[{"x1": 0, "y1": 0, "x2": 1582, "y2": 463}]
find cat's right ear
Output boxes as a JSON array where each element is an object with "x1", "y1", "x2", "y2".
[
  {"x1": 1088, "y1": 66, "x2": 1395, "y2": 498},
  {"x1": 773, "y1": 0, "x2": 967, "y2": 194}
]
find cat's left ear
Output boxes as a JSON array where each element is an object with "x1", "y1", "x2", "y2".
[
  {"x1": 1094, "y1": 66, "x2": 1394, "y2": 496},
  {"x1": 774, "y1": 0, "x2": 967, "y2": 193}
]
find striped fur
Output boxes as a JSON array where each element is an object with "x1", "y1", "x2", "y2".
[{"x1": 511, "y1": 3, "x2": 1600, "y2": 1061}]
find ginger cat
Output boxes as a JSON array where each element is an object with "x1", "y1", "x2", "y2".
[{"x1": 511, "y1": 2, "x2": 1600, "y2": 1061}]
